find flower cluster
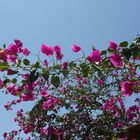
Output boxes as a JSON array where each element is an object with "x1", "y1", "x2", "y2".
[{"x1": 0, "y1": 38, "x2": 140, "y2": 140}]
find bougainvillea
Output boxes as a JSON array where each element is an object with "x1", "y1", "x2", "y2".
[{"x1": 0, "y1": 37, "x2": 140, "y2": 140}]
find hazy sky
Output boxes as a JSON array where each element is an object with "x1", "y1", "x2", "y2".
[{"x1": 0, "y1": 0, "x2": 140, "y2": 138}]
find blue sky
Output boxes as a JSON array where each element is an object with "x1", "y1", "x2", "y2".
[{"x1": 0, "y1": 0, "x2": 140, "y2": 139}]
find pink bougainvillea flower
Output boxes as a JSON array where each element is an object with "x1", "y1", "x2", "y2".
[
  {"x1": 22, "y1": 73, "x2": 29, "y2": 80},
  {"x1": 43, "y1": 96, "x2": 59, "y2": 110},
  {"x1": 54, "y1": 45, "x2": 61, "y2": 53},
  {"x1": 117, "y1": 97, "x2": 125, "y2": 109},
  {"x1": 41, "y1": 44, "x2": 54, "y2": 56},
  {"x1": 72, "y1": 45, "x2": 81, "y2": 53},
  {"x1": 22, "y1": 48, "x2": 30, "y2": 56},
  {"x1": 98, "y1": 79, "x2": 104, "y2": 85},
  {"x1": 47, "y1": 126, "x2": 55, "y2": 136},
  {"x1": 43, "y1": 100, "x2": 53, "y2": 110},
  {"x1": 14, "y1": 39, "x2": 23, "y2": 48},
  {"x1": 61, "y1": 61, "x2": 68, "y2": 70},
  {"x1": 40, "y1": 90, "x2": 48, "y2": 97},
  {"x1": 126, "y1": 105, "x2": 139, "y2": 121},
  {"x1": 109, "y1": 41, "x2": 118, "y2": 50},
  {"x1": 3, "y1": 132, "x2": 7, "y2": 138},
  {"x1": 110, "y1": 54, "x2": 123, "y2": 67},
  {"x1": 43, "y1": 60, "x2": 48, "y2": 68},
  {"x1": 6, "y1": 44, "x2": 18, "y2": 55},
  {"x1": 113, "y1": 122, "x2": 124, "y2": 129},
  {"x1": 6, "y1": 83, "x2": 17, "y2": 96},
  {"x1": 16, "y1": 86, "x2": 23, "y2": 93},
  {"x1": 4, "y1": 102, "x2": 11, "y2": 110},
  {"x1": 87, "y1": 50, "x2": 102, "y2": 63},
  {"x1": 40, "y1": 127, "x2": 47, "y2": 136},
  {"x1": 53, "y1": 45, "x2": 64, "y2": 60},
  {"x1": 24, "y1": 83, "x2": 34, "y2": 91},
  {"x1": 56, "y1": 52, "x2": 64, "y2": 60},
  {"x1": 7, "y1": 83, "x2": 16, "y2": 92},
  {"x1": 23, "y1": 128, "x2": 30, "y2": 134},
  {"x1": 41, "y1": 44, "x2": 47, "y2": 54},
  {"x1": 25, "y1": 137, "x2": 31, "y2": 140},
  {"x1": 121, "y1": 81, "x2": 134, "y2": 96},
  {"x1": 6, "y1": 55, "x2": 17, "y2": 63},
  {"x1": 21, "y1": 92, "x2": 35, "y2": 101},
  {"x1": 102, "y1": 102, "x2": 109, "y2": 111},
  {"x1": 12, "y1": 130, "x2": 17, "y2": 135},
  {"x1": 0, "y1": 79, "x2": 4, "y2": 88}
]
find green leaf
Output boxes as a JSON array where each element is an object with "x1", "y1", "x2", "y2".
[
  {"x1": 91, "y1": 63, "x2": 102, "y2": 72},
  {"x1": 97, "y1": 70, "x2": 102, "y2": 77},
  {"x1": 95, "y1": 102, "x2": 102, "y2": 108},
  {"x1": 62, "y1": 70, "x2": 69, "y2": 77},
  {"x1": 123, "y1": 59, "x2": 130, "y2": 65},
  {"x1": 33, "y1": 61, "x2": 40, "y2": 68},
  {"x1": 0, "y1": 62, "x2": 9, "y2": 70},
  {"x1": 101, "y1": 50, "x2": 107, "y2": 56},
  {"x1": 21, "y1": 80, "x2": 27, "y2": 85},
  {"x1": 3, "y1": 79, "x2": 10, "y2": 85},
  {"x1": 28, "y1": 70, "x2": 39, "y2": 83},
  {"x1": 122, "y1": 48, "x2": 132, "y2": 60},
  {"x1": 135, "y1": 64, "x2": 140, "y2": 70},
  {"x1": 3, "y1": 44, "x2": 6, "y2": 49},
  {"x1": 134, "y1": 36, "x2": 140, "y2": 43},
  {"x1": 65, "y1": 103, "x2": 70, "y2": 110},
  {"x1": 80, "y1": 63, "x2": 90, "y2": 77},
  {"x1": 69, "y1": 61, "x2": 77, "y2": 69},
  {"x1": 51, "y1": 76, "x2": 60, "y2": 88},
  {"x1": 119, "y1": 41, "x2": 128, "y2": 47},
  {"x1": 42, "y1": 71, "x2": 50, "y2": 81},
  {"x1": 12, "y1": 78, "x2": 17, "y2": 83},
  {"x1": 131, "y1": 45, "x2": 140, "y2": 58},
  {"x1": 130, "y1": 43, "x2": 135, "y2": 48},
  {"x1": 17, "y1": 59, "x2": 21, "y2": 67},
  {"x1": 23, "y1": 59, "x2": 30, "y2": 65},
  {"x1": 52, "y1": 64, "x2": 61, "y2": 70},
  {"x1": 101, "y1": 58, "x2": 109, "y2": 68}
]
